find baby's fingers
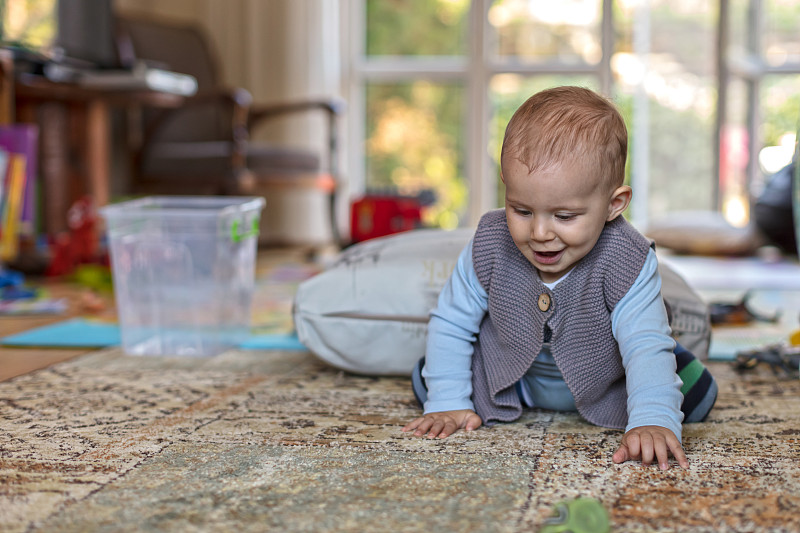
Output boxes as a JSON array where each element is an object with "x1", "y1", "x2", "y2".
[
  {"x1": 425, "y1": 418, "x2": 448, "y2": 438},
  {"x1": 464, "y1": 413, "x2": 482, "y2": 432},
  {"x1": 612, "y1": 444, "x2": 630, "y2": 464},
  {"x1": 624, "y1": 432, "x2": 643, "y2": 461},
  {"x1": 433, "y1": 417, "x2": 460, "y2": 439},
  {"x1": 668, "y1": 438, "x2": 689, "y2": 470},
  {"x1": 653, "y1": 435, "x2": 670, "y2": 470},
  {"x1": 401, "y1": 417, "x2": 426, "y2": 432},
  {"x1": 408, "y1": 417, "x2": 437, "y2": 437},
  {"x1": 613, "y1": 427, "x2": 689, "y2": 470},
  {"x1": 638, "y1": 433, "x2": 656, "y2": 466}
]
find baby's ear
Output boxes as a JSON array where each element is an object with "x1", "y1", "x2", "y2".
[{"x1": 607, "y1": 185, "x2": 632, "y2": 221}]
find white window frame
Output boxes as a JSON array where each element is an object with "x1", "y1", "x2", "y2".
[
  {"x1": 718, "y1": 0, "x2": 800, "y2": 208},
  {"x1": 344, "y1": 0, "x2": 616, "y2": 228},
  {"x1": 344, "y1": 0, "x2": 797, "y2": 230}
]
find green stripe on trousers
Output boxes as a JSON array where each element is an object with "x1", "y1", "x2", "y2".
[{"x1": 679, "y1": 359, "x2": 704, "y2": 395}]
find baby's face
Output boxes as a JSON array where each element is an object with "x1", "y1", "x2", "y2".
[{"x1": 503, "y1": 157, "x2": 626, "y2": 283}]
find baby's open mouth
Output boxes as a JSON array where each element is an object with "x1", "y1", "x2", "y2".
[{"x1": 534, "y1": 250, "x2": 563, "y2": 264}]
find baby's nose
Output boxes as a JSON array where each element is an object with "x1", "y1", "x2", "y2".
[{"x1": 531, "y1": 218, "x2": 554, "y2": 241}]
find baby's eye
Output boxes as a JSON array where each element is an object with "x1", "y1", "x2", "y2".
[
  {"x1": 514, "y1": 207, "x2": 531, "y2": 216},
  {"x1": 555, "y1": 213, "x2": 576, "y2": 221}
]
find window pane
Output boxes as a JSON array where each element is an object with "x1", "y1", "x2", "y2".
[
  {"x1": 720, "y1": 77, "x2": 752, "y2": 221},
  {"x1": 365, "y1": 82, "x2": 467, "y2": 229},
  {"x1": 489, "y1": 75, "x2": 600, "y2": 207},
  {"x1": 758, "y1": 75, "x2": 800, "y2": 176},
  {"x1": 1, "y1": 0, "x2": 57, "y2": 51},
  {"x1": 366, "y1": 0, "x2": 469, "y2": 56},
  {"x1": 489, "y1": 0, "x2": 602, "y2": 64},
  {"x1": 614, "y1": 0, "x2": 717, "y2": 218},
  {"x1": 763, "y1": 0, "x2": 800, "y2": 67},
  {"x1": 727, "y1": 0, "x2": 753, "y2": 61}
]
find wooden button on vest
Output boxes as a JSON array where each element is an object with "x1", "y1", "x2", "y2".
[{"x1": 538, "y1": 293, "x2": 551, "y2": 312}]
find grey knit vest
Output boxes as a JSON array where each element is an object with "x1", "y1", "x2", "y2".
[{"x1": 471, "y1": 209, "x2": 652, "y2": 428}]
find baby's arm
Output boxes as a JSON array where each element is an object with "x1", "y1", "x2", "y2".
[
  {"x1": 612, "y1": 250, "x2": 686, "y2": 467},
  {"x1": 402, "y1": 409, "x2": 483, "y2": 439},
  {"x1": 404, "y1": 239, "x2": 488, "y2": 439}
]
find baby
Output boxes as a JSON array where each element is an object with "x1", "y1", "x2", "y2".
[{"x1": 403, "y1": 86, "x2": 717, "y2": 470}]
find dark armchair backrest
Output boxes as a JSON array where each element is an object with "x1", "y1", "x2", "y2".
[
  {"x1": 116, "y1": 15, "x2": 232, "y2": 142},
  {"x1": 117, "y1": 15, "x2": 218, "y2": 90}
]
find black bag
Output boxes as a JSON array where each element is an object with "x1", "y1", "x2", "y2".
[{"x1": 753, "y1": 160, "x2": 797, "y2": 254}]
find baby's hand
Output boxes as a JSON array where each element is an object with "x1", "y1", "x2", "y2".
[
  {"x1": 612, "y1": 425, "x2": 688, "y2": 470},
  {"x1": 402, "y1": 409, "x2": 482, "y2": 439}
]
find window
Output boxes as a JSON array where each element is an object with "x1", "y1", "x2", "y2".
[
  {"x1": 347, "y1": 0, "x2": 800, "y2": 231},
  {"x1": 722, "y1": 0, "x2": 800, "y2": 225}
]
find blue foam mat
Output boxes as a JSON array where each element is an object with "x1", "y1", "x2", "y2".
[{"x1": 1, "y1": 318, "x2": 307, "y2": 351}]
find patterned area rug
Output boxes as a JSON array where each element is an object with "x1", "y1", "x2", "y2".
[{"x1": 1, "y1": 349, "x2": 799, "y2": 532}]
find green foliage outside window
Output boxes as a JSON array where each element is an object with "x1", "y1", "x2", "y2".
[
  {"x1": 366, "y1": 0, "x2": 468, "y2": 56},
  {"x1": 762, "y1": 75, "x2": 800, "y2": 148},
  {"x1": 365, "y1": 0, "x2": 470, "y2": 229},
  {"x1": 0, "y1": 0, "x2": 57, "y2": 52},
  {"x1": 362, "y1": 0, "x2": 799, "y2": 229},
  {"x1": 366, "y1": 83, "x2": 467, "y2": 229}
]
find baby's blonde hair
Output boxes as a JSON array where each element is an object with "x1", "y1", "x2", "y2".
[{"x1": 501, "y1": 86, "x2": 628, "y2": 189}]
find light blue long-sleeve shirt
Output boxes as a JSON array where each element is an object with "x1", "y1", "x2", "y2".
[{"x1": 422, "y1": 239, "x2": 685, "y2": 440}]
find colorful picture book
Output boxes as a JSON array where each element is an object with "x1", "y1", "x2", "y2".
[{"x1": 0, "y1": 124, "x2": 38, "y2": 263}]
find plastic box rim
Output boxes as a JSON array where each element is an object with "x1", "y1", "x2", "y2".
[{"x1": 99, "y1": 196, "x2": 266, "y2": 219}]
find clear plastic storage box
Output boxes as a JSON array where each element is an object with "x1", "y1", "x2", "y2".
[{"x1": 100, "y1": 196, "x2": 265, "y2": 356}]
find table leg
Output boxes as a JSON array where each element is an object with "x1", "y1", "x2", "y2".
[{"x1": 85, "y1": 99, "x2": 111, "y2": 208}]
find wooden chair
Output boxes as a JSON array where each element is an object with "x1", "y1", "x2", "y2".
[{"x1": 115, "y1": 15, "x2": 345, "y2": 245}]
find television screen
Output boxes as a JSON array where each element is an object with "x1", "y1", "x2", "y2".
[{"x1": 56, "y1": 0, "x2": 118, "y2": 68}]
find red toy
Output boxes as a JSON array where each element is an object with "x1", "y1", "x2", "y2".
[
  {"x1": 46, "y1": 196, "x2": 103, "y2": 276},
  {"x1": 350, "y1": 194, "x2": 426, "y2": 243}
]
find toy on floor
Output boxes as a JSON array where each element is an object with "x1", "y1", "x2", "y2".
[
  {"x1": 789, "y1": 327, "x2": 800, "y2": 347},
  {"x1": 709, "y1": 291, "x2": 780, "y2": 325},
  {"x1": 0, "y1": 268, "x2": 67, "y2": 315},
  {"x1": 734, "y1": 343, "x2": 800, "y2": 377},
  {"x1": 0, "y1": 268, "x2": 24, "y2": 289},
  {"x1": 349, "y1": 190, "x2": 435, "y2": 243},
  {"x1": 47, "y1": 196, "x2": 105, "y2": 277},
  {"x1": 540, "y1": 497, "x2": 610, "y2": 533}
]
